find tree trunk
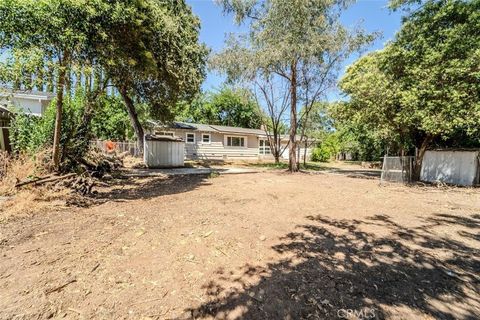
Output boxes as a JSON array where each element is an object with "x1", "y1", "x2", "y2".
[
  {"x1": 296, "y1": 143, "x2": 301, "y2": 169},
  {"x1": 85, "y1": 69, "x2": 91, "y2": 94},
  {"x1": 36, "y1": 66, "x2": 44, "y2": 92},
  {"x1": 288, "y1": 62, "x2": 298, "y2": 172},
  {"x1": 52, "y1": 54, "x2": 68, "y2": 170},
  {"x1": 413, "y1": 134, "x2": 433, "y2": 181},
  {"x1": 75, "y1": 69, "x2": 82, "y2": 92},
  {"x1": 303, "y1": 141, "x2": 308, "y2": 166},
  {"x1": 119, "y1": 86, "x2": 144, "y2": 154},
  {"x1": 65, "y1": 66, "x2": 71, "y2": 98},
  {"x1": 46, "y1": 58, "x2": 55, "y2": 92}
]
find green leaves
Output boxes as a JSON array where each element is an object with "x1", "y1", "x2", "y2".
[
  {"x1": 176, "y1": 87, "x2": 263, "y2": 129},
  {"x1": 339, "y1": 0, "x2": 480, "y2": 154}
]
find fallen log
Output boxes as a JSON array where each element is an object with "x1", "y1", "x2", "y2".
[
  {"x1": 15, "y1": 173, "x2": 76, "y2": 188},
  {"x1": 14, "y1": 175, "x2": 53, "y2": 188}
]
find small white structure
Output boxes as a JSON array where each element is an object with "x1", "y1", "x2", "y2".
[
  {"x1": 144, "y1": 135, "x2": 185, "y2": 168},
  {"x1": 147, "y1": 121, "x2": 311, "y2": 161},
  {"x1": 421, "y1": 150, "x2": 480, "y2": 186},
  {"x1": 0, "y1": 89, "x2": 55, "y2": 116}
]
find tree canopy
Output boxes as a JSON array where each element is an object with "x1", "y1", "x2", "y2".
[
  {"x1": 212, "y1": 0, "x2": 374, "y2": 171},
  {"x1": 0, "y1": 0, "x2": 207, "y2": 165},
  {"x1": 176, "y1": 87, "x2": 263, "y2": 129},
  {"x1": 339, "y1": 0, "x2": 480, "y2": 177}
]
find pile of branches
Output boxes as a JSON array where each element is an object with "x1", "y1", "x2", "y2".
[{"x1": 13, "y1": 148, "x2": 124, "y2": 196}]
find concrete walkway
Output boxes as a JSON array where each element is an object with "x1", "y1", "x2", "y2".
[{"x1": 125, "y1": 167, "x2": 259, "y2": 177}]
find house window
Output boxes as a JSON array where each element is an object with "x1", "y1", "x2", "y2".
[
  {"x1": 186, "y1": 132, "x2": 195, "y2": 144},
  {"x1": 226, "y1": 136, "x2": 245, "y2": 147},
  {"x1": 202, "y1": 133, "x2": 211, "y2": 144},
  {"x1": 155, "y1": 131, "x2": 174, "y2": 137},
  {"x1": 259, "y1": 139, "x2": 271, "y2": 155}
]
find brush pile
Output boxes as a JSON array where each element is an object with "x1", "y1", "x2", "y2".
[
  {"x1": 0, "y1": 148, "x2": 126, "y2": 221},
  {"x1": 1, "y1": 147, "x2": 124, "y2": 197}
]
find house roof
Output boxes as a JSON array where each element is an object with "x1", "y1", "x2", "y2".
[
  {"x1": 0, "y1": 105, "x2": 11, "y2": 119},
  {"x1": 0, "y1": 88, "x2": 55, "y2": 100},
  {"x1": 209, "y1": 124, "x2": 266, "y2": 136},
  {"x1": 171, "y1": 121, "x2": 268, "y2": 136},
  {"x1": 151, "y1": 121, "x2": 307, "y2": 141},
  {"x1": 172, "y1": 122, "x2": 216, "y2": 132}
]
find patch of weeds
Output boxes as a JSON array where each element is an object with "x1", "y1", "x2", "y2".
[
  {"x1": 301, "y1": 162, "x2": 328, "y2": 171},
  {"x1": 248, "y1": 162, "x2": 289, "y2": 170},
  {"x1": 208, "y1": 171, "x2": 220, "y2": 179}
]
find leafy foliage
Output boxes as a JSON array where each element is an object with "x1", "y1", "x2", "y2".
[
  {"x1": 90, "y1": 95, "x2": 145, "y2": 141},
  {"x1": 176, "y1": 87, "x2": 263, "y2": 128},
  {"x1": 212, "y1": 0, "x2": 375, "y2": 171},
  {"x1": 9, "y1": 93, "x2": 84, "y2": 154},
  {"x1": 311, "y1": 133, "x2": 340, "y2": 162},
  {"x1": 339, "y1": 0, "x2": 480, "y2": 166}
]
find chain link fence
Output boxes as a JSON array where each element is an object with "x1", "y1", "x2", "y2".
[
  {"x1": 380, "y1": 156, "x2": 415, "y2": 184},
  {"x1": 90, "y1": 140, "x2": 141, "y2": 157}
]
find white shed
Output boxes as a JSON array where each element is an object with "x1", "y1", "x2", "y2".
[
  {"x1": 420, "y1": 150, "x2": 480, "y2": 186},
  {"x1": 144, "y1": 135, "x2": 185, "y2": 168}
]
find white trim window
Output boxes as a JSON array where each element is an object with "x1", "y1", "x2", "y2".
[
  {"x1": 225, "y1": 136, "x2": 246, "y2": 147},
  {"x1": 185, "y1": 132, "x2": 195, "y2": 144},
  {"x1": 259, "y1": 139, "x2": 271, "y2": 155},
  {"x1": 201, "y1": 133, "x2": 211, "y2": 144}
]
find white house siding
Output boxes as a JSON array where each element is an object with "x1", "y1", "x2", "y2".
[
  {"x1": 170, "y1": 130, "x2": 258, "y2": 160},
  {"x1": 148, "y1": 127, "x2": 312, "y2": 161},
  {"x1": 1, "y1": 97, "x2": 47, "y2": 116}
]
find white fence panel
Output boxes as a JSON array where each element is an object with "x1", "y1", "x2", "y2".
[{"x1": 421, "y1": 150, "x2": 479, "y2": 186}]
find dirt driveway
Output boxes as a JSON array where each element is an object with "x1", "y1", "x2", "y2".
[{"x1": 0, "y1": 171, "x2": 479, "y2": 319}]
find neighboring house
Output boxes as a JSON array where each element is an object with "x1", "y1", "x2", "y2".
[
  {"x1": 149, "y1": 121, "x2": 311, "y2": 161},
  {"x1": 0, "y1": 89, "x2": 55, "y2": 116}
]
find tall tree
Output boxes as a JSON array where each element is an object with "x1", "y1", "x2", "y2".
[
  {"x1": 96, "y1": 0, "x2": 208, "y2": 153},
  {"x1": 340, "y1": 0, "x2": 480, "y2": 179},
  {"x1": 213, "y1": 0, "x2": 373, "y2": 171},
  {"x1": 176, "y1": 87, "x2": 263, "y2": 129},
  {"x1": 253, "y1": 74, "x2": 291, "y2": 163},
  {"x1": 0, "y1": 0, "x2": 207, "y2": 162},
  {"x1": 0, "y1": 0, "x2": 94, "y2": 169}
]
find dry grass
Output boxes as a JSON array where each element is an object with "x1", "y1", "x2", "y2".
[
  {"x1": 0, "y1": 150, "x2": 71, "y2": 222},
  {"x1": 0, "y1": 150, "x2": 54, "y2": 195}
]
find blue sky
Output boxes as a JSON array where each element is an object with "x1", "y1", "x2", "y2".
[{"x1": 187, "y1": 0, "x2": 405, "y2": 99}]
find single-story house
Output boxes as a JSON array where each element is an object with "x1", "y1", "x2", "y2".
[
  {"x1": 148, "y1": 121, "x2": 311, "y2": 161},
  {"x1": 0, "y1": 89, "x2": 55, "y2": 116}
]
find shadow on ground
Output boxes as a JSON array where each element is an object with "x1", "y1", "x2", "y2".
[
  {"x1": 186, "y1": 213, "x2": 480, "y2": 319},
  {"x1": 90, "y1": 174, "x2": 211, "y2": 204},
  {"x1": 329, "y1": 169, "x2": 381, "y2": 179}
]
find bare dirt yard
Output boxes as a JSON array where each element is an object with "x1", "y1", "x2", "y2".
[{"x1": 1, "y1": 169, "x2": 479, "y2": 319}]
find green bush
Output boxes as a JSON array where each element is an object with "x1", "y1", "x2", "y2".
[
  {"x1": 311, "y1": 147, "x2": 330, "y2": 162},
  {"x1": 10, "y1": 94, "x2": 84, "y2": 155},
  {"x1": 311, "y1": 133, "x2": 340, "y2": 162},
  {"x1": 90, "y1": 95, "x2": 136, "y2": 141}
]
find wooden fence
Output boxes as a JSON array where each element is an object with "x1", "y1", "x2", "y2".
[{"x1": 90, "y1": 140, "x2": 141, "y2": 157}]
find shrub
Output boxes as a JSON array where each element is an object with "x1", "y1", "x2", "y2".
[
  {"x1": 9, "y1": 94, "x2": 84, "y2": 155},
  {"x1": 311, "y1": 133, "x2": 340, "y2": 162}
]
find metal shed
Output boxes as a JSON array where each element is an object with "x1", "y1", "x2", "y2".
[
  {"x1": 144, "y1": 135, "x2": 185, "y2": 168},
  {"x1": 420, "y1": 150, "x2": 480, "y2": 186}
]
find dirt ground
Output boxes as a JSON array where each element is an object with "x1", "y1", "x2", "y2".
[{"x1": 0, "y1": 169, "x2": 479, "y2": 319}]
